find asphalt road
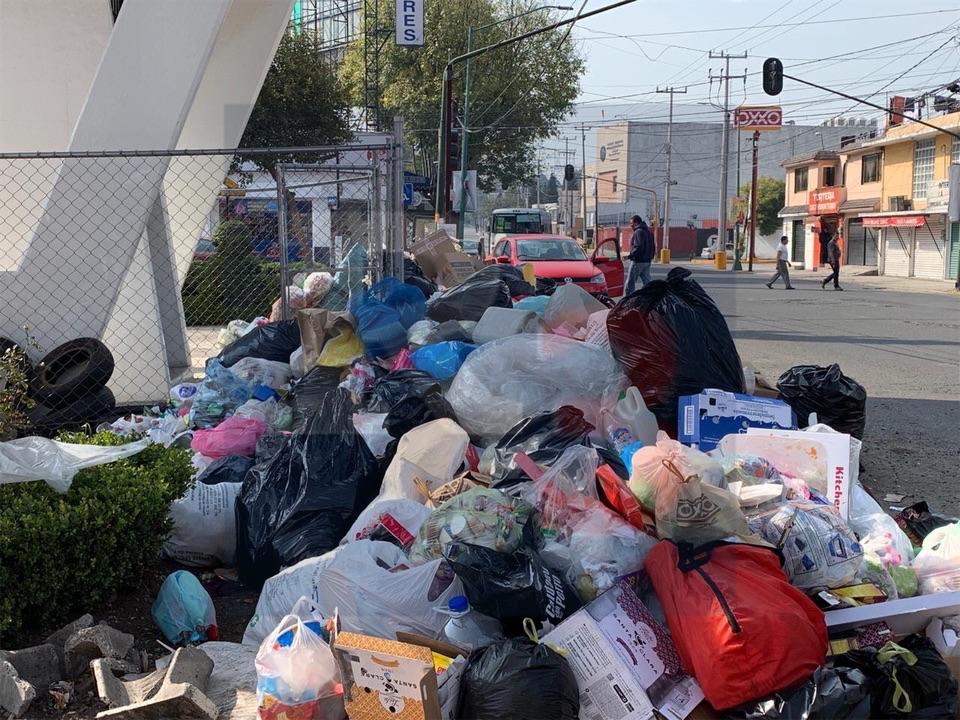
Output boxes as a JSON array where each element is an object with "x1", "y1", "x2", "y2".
[{"x1": 641, "y1": 261, "x2": 960, "y2": 516}]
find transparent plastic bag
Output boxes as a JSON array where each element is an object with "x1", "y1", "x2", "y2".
[
  {"x1": 628, "y1": 431, "x2": 725, "y2": 510},
  {"x1": 544, "y1": 283, "x2": 605, "y2": 331},
  {"x1": 255, "y1": 612, "x2": 342, "y2": 720},
  {"x1": 447, "y1": 334, "x2": 624, "y2": 441},
  {"x1": 850, "y1": 511, "x2": 914, "y2": 567},
  {"x1": 228, "y1": 357, "x2": 293, "y2": 390},
  {"x1": 407, "y1": 319, "x2": 440, "y2": 348},
  {"x1": 189, "y1": 360, "x2": 255, "y2": 428},
  {"x1": 913, "y1": 522, "x2": 960, "y2": 594},
  {"x1": 521, "y1": 446, "x2": 657, "y2": 601}
]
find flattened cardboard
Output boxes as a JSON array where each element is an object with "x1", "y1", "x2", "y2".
[{"x1": 411, "y1": 230, "x2": 457, "y2": 281}]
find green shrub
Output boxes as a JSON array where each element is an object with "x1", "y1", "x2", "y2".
[{"x1": 0, "y1": 432, "x2": 193, "y2": 644}]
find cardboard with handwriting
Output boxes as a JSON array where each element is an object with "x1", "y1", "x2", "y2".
[{"x1": 411, "y1": 230, "x2": 458, "y2": 281}]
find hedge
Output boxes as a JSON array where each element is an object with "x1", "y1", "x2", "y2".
[{"x1": 0, "y1": 432, "x2": 193, "y2": 644}]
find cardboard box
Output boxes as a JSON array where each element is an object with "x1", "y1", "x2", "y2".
[
  {"x1": 543, "y1": 582, "x2": 703, "y2": 720},
  {"x1": 824, "y1": 590, "x2": 960, "y2": 636},
  {"x1": 411, "y1": 229, "x2": 458, "y2": 281},
  {"x1": 334, "y1": 631, "x2": 465, "y2": 720},
  {"x1": 436, "y1": 251, "x2": 477, "y2": 287},
  {"x1": 678, "y1": 390, "x2": 796, "y2": 452},
  {"x1": 744, "y1": 428, "x2": 852, "y2": 519}
]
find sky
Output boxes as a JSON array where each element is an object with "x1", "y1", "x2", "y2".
[{"x1": 534, "y1": 0, "x2": 960, "y2": 163}]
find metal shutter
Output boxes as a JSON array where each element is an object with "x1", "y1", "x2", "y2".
[
  {"x1": 846, "y1": 219, "x2": 879, "y2": 267},
  {"x1": 884, "y1": 227, "x2": 911, "y2": 277},
  {"x1": 914, "y1": 215, "x2": 945, "y2": 280},
  {"x1": 949, "y1": 222, "x2": 960, "y2": 280},
  {"x1": 791, "y1": 220, "x2": 805, "y2": 264}
]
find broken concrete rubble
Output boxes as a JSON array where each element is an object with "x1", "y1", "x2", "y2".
[
  {"x1": 44, "y1": 613, "x2": 94, "y2": 676},
  {"x1": 0, "y1": 659, "x2": 36, "y2": 718},
  {"x1": 64, "y1": 623, "x2": 136, "y2": 678},
  {"x1": 0, "y1": 643, "x2": 60, "y2": 691},
  {"x1": 94, "y1": 646, "x2": 217, "y2": 720}
]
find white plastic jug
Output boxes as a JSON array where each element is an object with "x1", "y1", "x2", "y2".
[
  {"x1": 441, "y1": 596, "x2": 505, "y2": 651},
  {"x1": 607, "y1": 386, "x2": 658, "y2": 447}
]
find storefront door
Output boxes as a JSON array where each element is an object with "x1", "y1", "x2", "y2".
[
  {"x1": 846, "y1": 219, "x2": 878, "y2": 266},
  {"x1": 791, "y1": 220, "x2": 805, "y2": 263},
  {"x1": 914, "y1": 215, "x2": 945, "y2": 280},
  {"x1": 884, "y1": 227, "x2": 912, "y2": 277},
  {"x1": 949, "y1": 222, "x2": 960, "y2": 281}
]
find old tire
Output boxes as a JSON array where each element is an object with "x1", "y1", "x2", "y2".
[
  {"x1": 28, "y1": 386, "x2": 116, "y2": 430},
  {"x1": 33, "y1": 338, "x2": 114, "y2": 407}
]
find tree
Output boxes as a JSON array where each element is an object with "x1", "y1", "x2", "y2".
[
  {"x1": 234, "y1": 31, "x2": 353, "y2": 180},
  {"x1": 739, "y1": 177, "x2": 786, "y2": 237},
  {"x1": 538, "y1": 173, "x2": 560, "y2": 204},
  {"x1": 341, "y1": 0, "x2": 584, "y2": 192}
]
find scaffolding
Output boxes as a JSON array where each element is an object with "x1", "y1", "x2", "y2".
[{"x1": 290, "y1": 0, "x2": 362, "y2": 62}]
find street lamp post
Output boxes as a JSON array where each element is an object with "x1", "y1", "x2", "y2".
[{"x1": 455, "y1": 5, "x2": 573, "y2": 239}]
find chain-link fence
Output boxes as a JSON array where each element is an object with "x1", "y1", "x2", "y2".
[{"x1": 0, "y1": 138, "x2": 404, "y2": 431}]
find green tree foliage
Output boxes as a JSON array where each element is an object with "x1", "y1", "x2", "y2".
[
  {"x1": 235, "y1": 31, "x2": 354, "y2": 179},
  {"x1": 542, "y1": 173, "x2": 560, "y2": 203},
  {"x1": 739, "y1": 177, "x2": 786, "y2": 237},
  {"x1": 342, "y1": 0, "x2": 584, "y2": 192}
]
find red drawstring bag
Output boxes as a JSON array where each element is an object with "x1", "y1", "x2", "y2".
[{"x1": 645, "y1": 540, "x2": 827, "y2": 711}]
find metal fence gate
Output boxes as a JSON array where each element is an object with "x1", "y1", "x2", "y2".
[{"x1": 0, "y1": 128, "x2": 404, "y2": 416}]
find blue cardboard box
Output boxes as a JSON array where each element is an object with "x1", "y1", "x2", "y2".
[{"x1": 678, "y1": 389, "x2": 797, "y2": 451}]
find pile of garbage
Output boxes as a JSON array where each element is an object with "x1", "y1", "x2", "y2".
[{"x1": 5, "y1": 253, "x2": 960, "y2": 720}]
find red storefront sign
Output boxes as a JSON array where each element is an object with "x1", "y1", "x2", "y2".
[
  {"x1": 808, "y1": 188, "x2": 844, "y2": 215},
  {"x1": 734, "y1": 105, "x2": 783, "y2": 131},
  {"x1": 863, "y1": 215, "x2": 926, "y2": 228}
]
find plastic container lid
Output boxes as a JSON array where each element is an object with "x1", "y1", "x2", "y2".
[{"x1": 448, "y1": 595, "x2": 469, "y2": 613}]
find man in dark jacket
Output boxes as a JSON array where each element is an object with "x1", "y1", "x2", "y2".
[
  {"x1": 821, "y1": 229, "x2": 844, "y2": 291},
  {"x1": 626, "y1": 215, "x2": 656, "y2": 294}
]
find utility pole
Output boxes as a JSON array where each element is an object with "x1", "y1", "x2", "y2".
[
  {"x1": 708, "y1": 51, "x2": 747, "y2": 259},
  {"x1": 656, "y1": 86, "x2": 686, "y2": 263},
  {"x1": 536, "y1": 151, "x2": 541, "y2": 206},
  {"x1": 456, "y1": 25, "x2": 475, "y2": 239},
  {"x1": 581, "y1": 123, "x2": 588, "y2": 244},
  {"x1": 748, "y1": 129, "x2": 760, "y2": 273}
]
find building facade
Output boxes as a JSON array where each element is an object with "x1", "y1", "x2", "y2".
[{"x1": 778, "y1": 111, "x2": 960, "y2": 282}]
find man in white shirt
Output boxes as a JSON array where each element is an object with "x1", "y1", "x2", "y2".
[{"x1": 766, "y1": 236, "x2": 795, "y2": 290}]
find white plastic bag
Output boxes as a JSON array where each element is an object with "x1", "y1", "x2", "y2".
[
  {"x1": 629, "y1": 431, "x2": 725, "y2": 510},
  {"x1": 341, "y1": 498, "x2": 432, "y2": 549},
  {"x1": 228, "y1": 357, "x2": 292, "y2": 390},
  {"x1": 447, "y1": 334, "x2": 624, "y2": 440},
  {"x1": 544, "y1": 283, "x2": 606, "y2": 331},
  {"x1": 255, "y1": 612, "x2": 342, "y2": 719},
  {"x1": 377, "y1": 419, "x2": 469, "y2": 502},
  {"x1": 163, "y1": 482, "x2": 241, "y2": 567},
  {"x1": 751, "y1": 502, "x2": 864, "y2": 590},
  {"x1": 352, "y1": 412, "x2": 391, "y2": 458},
  {"x1": 408, "y1": 319, "x2": 440, "y2": 348},
  {"x1": 243, "y1": 541, "x2": 462, "y2": 646},
  {"x1": 913, "y1": 522, "x2": 960, "y2": 594},
  {"x1": 584, "y1": 309, "x2": 611, "y2": 351},
  {"x1": 654, "y1": 467, "x2": 750, "y2": 547},
  {"x1": 0, "y1": 436, "x2": 152, "y2": 493}
]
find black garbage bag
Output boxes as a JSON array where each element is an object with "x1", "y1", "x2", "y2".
[
  {"x1": 607, "y1": 266, "x2": 745, "y2": 429},
  {"x1": 216, "y1": 320, "x2": 301, "y2": 367},
  {"x1": 469, "y1": 264, "x2": 536, "y2": 297},
  {"x1": 196, "y1": 455, "x2": 254, "y2": 485},
  {"x1": 426, "y1": 319, "x2": 473, "y2": 345},
  {"x1": 255, "y1": 432, "x2": 287, "y2": 463},
  {"x1": 404, "y1": 257, "x2": 439, "y2": 299},
  {"x1": 489, "y1": 406, "x2": 595, "y2": 488},
  {"x1": 740, "y1": 665, "x2": 872, "y2": 719},
  {"x1": 895, "y1": 501, "x2": 953, "y2": 545},
  {"x1": 459, "y1": 639, "x2": 580, "y2": 720},
  {"x1": 444, "y1": 541, "x2": 581, "y2": 632},
  {"x1": 843, "y1": 634, "x2": 958, "y2": 718},
  {"x1": 288, "y1": 365, "x2": 345, "y2": 430},
  {"x1": 367, "y1": 369, "x2": 442, "y2": 413},
  {"x1": 236, "y1": 388, "x2": 384, "y2": 588},
  {"x1": 426, "y1": 274, "x2": 512, "y2": 323},
  {"x1": 383, "y1": 392, "x2": 458, "y2": 439},
  {"x1": 535, "y1": 276, "x2": 558, "y2": 296},
  {"x1": 777, "y1": 364, "x2": 867, "y2": 439}
]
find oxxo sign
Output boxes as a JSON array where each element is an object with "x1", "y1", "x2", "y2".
[
  {"x1": 734, "y1": 105, "x2": 783, "y2": 131},
  {"x1": 395, "y1": 0, "x2": 424, "y2": 46}
]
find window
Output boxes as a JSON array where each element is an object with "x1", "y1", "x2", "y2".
[
  {"x1": 913, "y1": 138, "x2": 935, "y2": 199},
  {"x1": 495, "y1": 241, "x2": 511, "y2": 258},
  {"x1": 516, "y1": 238, "x2": 587, "y2": 261},
  {"x1": 861, "y1": 153, "x2": 881, "y2": 184},
  {"x1": 596, "y1": 238, "x2": 620, "y2": 259},
  {"x1": 822, "y1": 166, "x2": 837, "y2": 187},
  {"x1": 492, "y1": 212, "x2": 545, "y2": 234},
  {"x1": 952, "y1": 137, "x2": 960, "y2": 165},
  {"x1": 794, "y1": 167, "x2": 808, "y2": 192}
]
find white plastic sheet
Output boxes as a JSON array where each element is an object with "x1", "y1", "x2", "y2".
[
  {"x1": 447, "y1": 334, "x2": 624, "y2": 441},
  {"x1": 0, "y1": 436, "x2": 152, "y2": 493}
]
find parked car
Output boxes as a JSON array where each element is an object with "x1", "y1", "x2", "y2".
[
  {"x1": 700, "y1": 235, "x2": 735, "y2": 260},
  {"x1": 485, "y1": 234, "x2": 625, "y2": 297}
]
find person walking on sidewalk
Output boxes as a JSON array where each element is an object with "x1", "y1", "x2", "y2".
[
  {"x1": 821, "y1": 230, "x2": 844, "y2": 291},
  {"x1": 766, "y1": 236, "x2": 795, "y2": 289},
  {"x1": 626, "y1": 215, "x2": 655, "y2": 294}
]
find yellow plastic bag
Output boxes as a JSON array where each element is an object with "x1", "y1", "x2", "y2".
[{"x1": 317, "y1": 327, "x2": 364, "y2": 367}]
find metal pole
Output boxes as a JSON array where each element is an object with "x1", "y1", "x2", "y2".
[
  {"x1": 536, "y1": 151, "x2": 541, "y2": 205},
  {"x1": 566, "y1": 137, "x2": 571, "y2": 232},
  {"x1": 581, "y1": 123, "x2": 588, "y2": 243},
  {"x1": 276, "y1": 164, "x2": 290, "y2": 321},
  {"x1": 392, "y1": 115, "x2": 405, "y2": 277},
  {"x1": 748, "y1": 130, "x2": 759, "y2": 273},
  {"x1": 593, "y1": 150, "x2": 599, "y2": 245},
  {"x1": 456, "y1": 26, "x2": 474, "y2": 238},
  {"x1": 709, "y1": 51, "x2": 747, "y2": 255},
  {"x1": 656, "y1": 86, "x2": 686, "y2": 261}
]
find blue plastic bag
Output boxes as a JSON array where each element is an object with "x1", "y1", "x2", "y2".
[
  {"x1": 370, "y1": 277, "x2": 426, "y2": 329},
  {"x1": 152, "y1": 571, "x2": 218, "y2": 646},
  {"x1": 514, "y1": 295, "x2": 550, "y2": 317},
  {"x1": 412, "y1": 341, "x2": 477, "y2": 380},
  {"x1": 189, "y1": 360, "x2": 256, "y2": 428},
  {"x1": 350, "y1": 278, "x2": 426, "y2": 359}
]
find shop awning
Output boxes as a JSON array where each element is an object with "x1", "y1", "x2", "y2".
[
  {"x1": 839, "y1": 197, "x2": 880, "y2": 213},
  {"x1": 863, "y1": 215, "x2": 926, "y2": 228},
  {"x1": 778, "y1": 205, "x2": 807, "y2": 218}
]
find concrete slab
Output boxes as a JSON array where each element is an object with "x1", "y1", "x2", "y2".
[
  {"x1": 64, "y1": 624, "x2": 135, "y2": 678},
  {"x1": 0, "y1": 659, "x2": 36, "y2": 717},
  {"x1": 0, "y1": 643, "x2": 60, "y2": 690}
]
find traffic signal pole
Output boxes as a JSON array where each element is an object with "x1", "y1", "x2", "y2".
[{"x1": 434, "y1": 0, "x2": 641, "y2": 222}]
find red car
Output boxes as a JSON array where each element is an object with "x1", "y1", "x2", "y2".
[{"x1": 485, "y1": 234, "x2": 625, "y2": 297}]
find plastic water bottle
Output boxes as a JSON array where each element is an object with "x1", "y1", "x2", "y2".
[{"x1": 442, "y1": 596, "x2": 504, "y2": 651}]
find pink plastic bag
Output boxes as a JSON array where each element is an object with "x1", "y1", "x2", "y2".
[
  {"x1": 191, "y1": 416, "x2": 267, "y2": 458},
  {"x1": 391, "y1": 348, "x2": 415, "y2": 370}
]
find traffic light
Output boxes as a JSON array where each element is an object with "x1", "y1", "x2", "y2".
[
  {"x1": 762, "y1": 57, "x2": 783, "y2": 96},
  {"x1": 564, "y1": 164, "x2": 575, "y2": 182}
]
